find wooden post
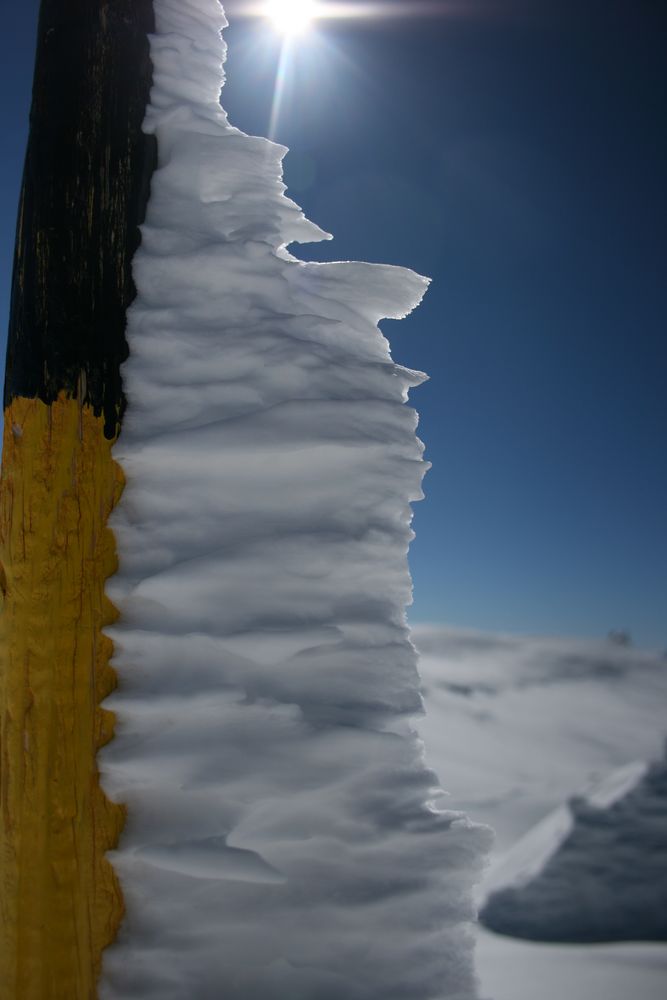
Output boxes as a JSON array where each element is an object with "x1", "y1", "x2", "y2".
[{"x1": 0, "y1": 2, "x2": 155, "y2": 995}]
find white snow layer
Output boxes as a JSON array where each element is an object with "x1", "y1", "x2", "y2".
[
  {"x1": 99, "y1": 2, "x2": 491, "y2": 998},
  {"x1": 415, "y1": 625, "x2": 667, "y2": 853},
  {"x1": 414, "y1": 626, "x2": 667, "y2": 996},
  {"x1": 480, "y1": 749, "x2": 667, "y2": 942},
  {"x1": 481, "y1": 760, "x2": 649, "y2": 901}
]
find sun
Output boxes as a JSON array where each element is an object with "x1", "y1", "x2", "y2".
[{"x1": 265, "y1": 0, "x2": 321, "y2": 37}]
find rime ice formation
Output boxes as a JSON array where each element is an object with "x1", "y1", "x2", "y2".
[{"x1": 99, "y1": 2, "x2": 491, "y2": 997}]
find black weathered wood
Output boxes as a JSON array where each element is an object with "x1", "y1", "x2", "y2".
[{"x1": 4, "y1": 0, "x2": 157, "y2": 438}]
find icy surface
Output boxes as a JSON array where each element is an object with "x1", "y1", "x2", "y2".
[{"x1": 99, "y1": 2, "x2": 490, "y2": 998}]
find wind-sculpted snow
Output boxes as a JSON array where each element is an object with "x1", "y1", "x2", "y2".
[
  {"x1": 415, "y1": 625, "x2": 667, "y2": 852},
  {"x1": 414, "y1": 626, "x2": 667, "y2": 998},
  {"x1": 480, "y1": 747, "x2": 667, "y2": 942},
  {"x1": 99, "y1": 2, "x2": 491, "y2": 998}
]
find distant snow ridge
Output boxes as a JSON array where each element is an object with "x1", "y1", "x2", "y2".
[
  {"x1": 415, "y1": 625, "x2": 667, "y2": 853},
  {"x1": 99, "y1": 2, "x2": 491, "y2": 998}
]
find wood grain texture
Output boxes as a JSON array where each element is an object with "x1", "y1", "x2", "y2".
[
  {"x1": 0, "y1": 396, "x2": 125, "y2": 998},
  {"x1": 4, "y1": 0, "x2": 156, "y2": 439},
  {"x1": 1, "y1": 1, "x2": 157, "y2": 994}
]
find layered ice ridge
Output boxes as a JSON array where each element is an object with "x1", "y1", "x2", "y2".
[{"x1": 99, "y1": 2, "x2": 491, "y2": 997}]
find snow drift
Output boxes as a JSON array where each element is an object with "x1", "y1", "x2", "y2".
[
  {"x1": 480, "y1": 760, "x2": 649, "y2": 902},
  {"x1": 414, "y1": 625, "x2": 667, "y2": 999},
  {"x1": 99, "y1": 2, "x2": 490, "y2": 998},
  {"x1": 480, "y1": 747, "x2": 667, "y2": 943},
  {"x1": 415, "y1": 625, "x2": 667, "y2": 853}
]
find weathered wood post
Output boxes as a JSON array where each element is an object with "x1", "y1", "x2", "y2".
[{"x1": 0, "y1": 2, "x2": 155, "y2": 995}]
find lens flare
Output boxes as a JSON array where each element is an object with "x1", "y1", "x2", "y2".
[{"x1": 265, "y1": 0, "x2": 321, "y2": 36}]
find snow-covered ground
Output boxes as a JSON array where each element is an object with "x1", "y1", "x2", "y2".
[
  {"x1": 475, "y1": 928, "x2": 667, "y2": 1000},
  {"x1": 414, "y1": 624, "x2": 667, "y2": 998},
  {"x1": 480, "y1": 752, "x2": 667, "y2": 944},
  {"x1": 415, "y1": 625, "x2": 667, "y2": 852}
]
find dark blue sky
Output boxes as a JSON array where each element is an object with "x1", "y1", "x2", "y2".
[{"x1": 1, "y1": 1, "x2": 665, "y2": 646}]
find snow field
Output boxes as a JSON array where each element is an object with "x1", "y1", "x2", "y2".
[{"x1": 414, "y1": 625, "x2": 667, "y2": 998}]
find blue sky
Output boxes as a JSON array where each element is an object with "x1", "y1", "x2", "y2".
[{"x1": 1, "y1": 1, "x2": 665, "y2": 647}]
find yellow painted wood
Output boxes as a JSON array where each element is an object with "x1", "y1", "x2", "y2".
[{"x1": 0, "y1": 395, "x2": 125, "y2": 999}]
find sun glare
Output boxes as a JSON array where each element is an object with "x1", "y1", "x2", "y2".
[{"x1": 265, "y1": 0, "x2": 321, "y2": 36}]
